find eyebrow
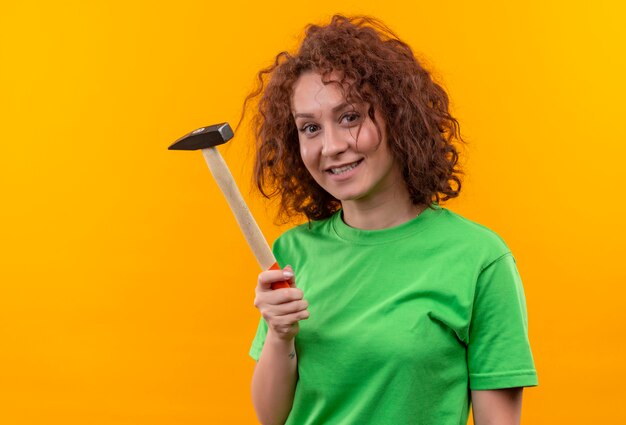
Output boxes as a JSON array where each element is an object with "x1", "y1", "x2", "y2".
[{"x1": 293, "y1": 102, "x2": 354, "y2": 119}]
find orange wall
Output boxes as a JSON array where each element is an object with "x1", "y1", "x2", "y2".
[{"x1": 1, "y1": 1, "x2": 624, "y2": 423}]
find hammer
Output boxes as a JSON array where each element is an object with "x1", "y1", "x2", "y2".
[{"x1": 169, "y1": 122, "x2": 289, "y2": 289}]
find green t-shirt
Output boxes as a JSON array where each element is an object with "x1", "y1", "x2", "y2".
[{"x1": 250, "y1": 203, "x2": 538, "y2": 425}]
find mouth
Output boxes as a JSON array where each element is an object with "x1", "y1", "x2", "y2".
[{"x1": 326, "y1": 160, "x2": 363, "y2": 175}]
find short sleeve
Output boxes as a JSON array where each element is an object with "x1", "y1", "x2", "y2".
[
  {"x1": 249, "y1": 316, "x2": 269, "y2": 361},
  {"x1": 467, "y1": 253, "x2": 538, "y2": 390}
]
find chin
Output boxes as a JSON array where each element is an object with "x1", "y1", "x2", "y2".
[{"x1": 331, "y1": 191, "x2": 368, "y2": 203}]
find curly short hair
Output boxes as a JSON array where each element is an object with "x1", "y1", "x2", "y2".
[{"x1": 242, "y1": 15, "x2": 464, "y2": 223}]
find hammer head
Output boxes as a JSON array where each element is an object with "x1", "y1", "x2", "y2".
[{"x1": 168, "y1": 122, "x2": 234, "y2": 150}]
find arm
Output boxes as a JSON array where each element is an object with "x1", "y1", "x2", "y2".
[
  {"x1": 468, "y1": 255, "x2": 537, "y2": 424},
  {"x1": 251, "y1": 267, "x2": 309, "y2": 425},
  {"x1": 252, "y1": 332, "x2": 298, "y2": 425},
  {"x1": 471, "y1": 388, "x2": 523, "y2": 425}
]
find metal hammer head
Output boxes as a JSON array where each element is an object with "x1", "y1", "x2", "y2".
[{"x1": 168, "y1": 122, "x2": 234, "y2": 150}]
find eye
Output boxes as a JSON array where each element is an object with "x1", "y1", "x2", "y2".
[
  {"x1": 299, "y1": 123, "x2": 320, "y2": 135},
  {"x1": 341, "y1": 112, "x2": 361, "y2": 125}
]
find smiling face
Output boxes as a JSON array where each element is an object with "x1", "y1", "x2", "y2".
[{"x1": 291, "y1": 71, "x2": 405, "y2": 208}]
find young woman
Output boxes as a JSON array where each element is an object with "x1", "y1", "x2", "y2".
[{"x1": 246, "y1": 15, "x2": 537, "y2": 425}]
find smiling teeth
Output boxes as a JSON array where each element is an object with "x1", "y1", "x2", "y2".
[{"x1": 330, "y1": 161, "x2": 359, "y2": 175}]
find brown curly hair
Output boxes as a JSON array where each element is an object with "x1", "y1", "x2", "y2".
[{"x1": 241, "y1": 15, "x2": 465, "y2": 223}]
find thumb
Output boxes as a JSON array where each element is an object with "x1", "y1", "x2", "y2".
[{"x1": 283, "y1": 264, "x2": 296, "y2": 288}]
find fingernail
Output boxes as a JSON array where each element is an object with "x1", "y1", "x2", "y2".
[{"x1": 283, "y1": 270, "x2": 294, "y2": 278}]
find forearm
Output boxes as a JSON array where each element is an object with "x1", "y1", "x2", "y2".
[
  {"x1": 471, "y1": 388, "x2": 523, "y2": 425},
  {"x1": 251, "y1": 331, "x2": 299, "y2": 425}
]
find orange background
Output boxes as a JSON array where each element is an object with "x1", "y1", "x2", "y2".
[{"x1": 1, "y1": 1, "x2": 624, "y2": 423}]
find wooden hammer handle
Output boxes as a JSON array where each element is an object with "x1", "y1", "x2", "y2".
[{"x1": 201, "y1": 147, "x2": 290, "y2": 289}]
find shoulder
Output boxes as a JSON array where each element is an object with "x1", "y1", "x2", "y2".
[
  {"x1": 274, "y1": 214, "x2": 333, "y2": 242},
  {"x1": 434, "y1": 207, "x2": 513, "y2": 264},
  {"x1": 271, "y1": 213, "x2": 337, "y2": 262}
]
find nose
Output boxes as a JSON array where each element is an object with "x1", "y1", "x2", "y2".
[{"x1": 321, "y1": 126, "x2": 349, "y2": 157}]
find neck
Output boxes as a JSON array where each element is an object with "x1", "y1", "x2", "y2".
[{"x1": 341, "y1": 187, "x2": 426, "y2": 230}]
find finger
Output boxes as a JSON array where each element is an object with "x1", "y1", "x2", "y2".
[
  {"x1": 279, "y1": 264, "x2": 297, "y2": 289},
  {"x1": 270, "y1": 309, "x2": 310, "y2": 327},
  {"x1": 284, "y1": 265, "x2": 297, "y2": 288},
  {"x1": 258, "y1": 287, "x2": 304, "y2": 306},
  {"x1": 257, "y1": 269, "x2": 294, "y2": 291},
  {"x1": 266, "y1": 299, "x2": 308, "y2": 317}
]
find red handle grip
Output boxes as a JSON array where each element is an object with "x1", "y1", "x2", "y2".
[{"x1": 269, "y1": 262, "x2": 291, "y2": 290}]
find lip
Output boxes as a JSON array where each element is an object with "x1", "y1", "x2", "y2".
[
  {"x1": 324, "y1": 159, "x2": 363, "y2": 181},
  {"x1": 323, "y1": 159, "x2": 363, "y2": 173}
]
